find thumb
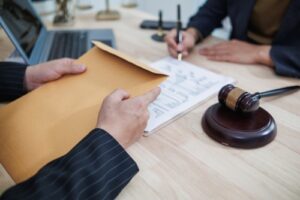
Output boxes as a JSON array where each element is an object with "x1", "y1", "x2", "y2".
[
  {"x1": 106, "y1": 89, "x2": 130, "y2": 103},
  {"x1": 55, "y1": 58, "x2": 86, "y2": 75}
]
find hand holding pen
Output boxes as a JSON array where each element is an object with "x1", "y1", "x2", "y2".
[{"x1": 165, "y1": 5, "x2": 199, "y2": 59}]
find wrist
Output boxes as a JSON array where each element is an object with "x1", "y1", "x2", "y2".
[
  {"x1": 92, "y1": 128, "x2": 127, "y2": 150},
  {"x1": 24, "y1": 66, "x2": 35, "y2": 91},
  {"x1": 97, "y1": 124, "x2": 126, "y2": 148},
  {"x1": 186, "y1": 27, "x2": 202, "y2": 44},
  {"x1": 255, "y1": 46, "x2": 274, "y2": 67}
]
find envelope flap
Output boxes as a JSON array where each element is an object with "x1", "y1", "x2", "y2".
[{"x1": 93, "y1": 41, "x2": 167, "y2": 76}]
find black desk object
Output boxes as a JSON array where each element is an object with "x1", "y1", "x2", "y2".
[{"x1": 140, "y1": 20, "x2": 177, "y2": 30}]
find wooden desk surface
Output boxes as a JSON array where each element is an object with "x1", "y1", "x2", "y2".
[{"x1": 1, "y1": 8, "x2": 300, "y2": 200}]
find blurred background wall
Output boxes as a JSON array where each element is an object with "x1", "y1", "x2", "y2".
[{"x1": 32, "y1": 0, "x2": 231, "y2": 39}]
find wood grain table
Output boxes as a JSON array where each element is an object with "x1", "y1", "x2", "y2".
[{"x1": 1, "y1": 8, "x2": 300, "y2": 200}]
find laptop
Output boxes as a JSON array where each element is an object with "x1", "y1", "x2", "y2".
[{"x1": 0, "y1": 0, "x2": 116, "y2": 65}]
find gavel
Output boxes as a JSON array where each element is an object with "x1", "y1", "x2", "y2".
[{"x1": 218, "y1": 84, "x2": 300, "y2": 113}]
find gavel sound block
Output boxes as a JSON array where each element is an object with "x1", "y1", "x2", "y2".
[{"x1": 202, "y1": 103, "x2": 276, "y2": 149}]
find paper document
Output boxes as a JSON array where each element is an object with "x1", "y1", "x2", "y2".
[{"x1": 145, "y1": 57, "x2": 234, "y2": 134}]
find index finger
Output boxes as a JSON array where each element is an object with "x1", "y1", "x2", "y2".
[
  {"x1": 139, "y1": 87, "x2": 161, "y2": 106},
  {"x1": 166, "y1": 36, "x2": 178, "y2": 50},
  {"x1": 165, "y1": 29, "x2": 178, "y2": 49}
]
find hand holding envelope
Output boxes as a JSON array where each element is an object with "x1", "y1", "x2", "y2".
[
  {"x1": 0, "y1": 42, "x2": 167, "y2": 183},
  {"x1": 25, "y1": 58, "x2": 87, "y2": 91}
]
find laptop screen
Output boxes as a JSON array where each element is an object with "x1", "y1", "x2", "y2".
[{"x1": 0, "y1": 0, "x2": 42, "y2": 58}]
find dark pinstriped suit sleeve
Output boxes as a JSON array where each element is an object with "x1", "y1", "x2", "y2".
[
  {"x1": 0, "y1": 62, "x2": 27, "y2": 102},
  {"x1": 187, "y1": 0, "x2": 227, "y2": 39},
  {"x1": 1, "y1": 128, "x2": 139, "y2": 200}
]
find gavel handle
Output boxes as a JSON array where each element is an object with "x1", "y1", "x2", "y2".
[{"x1": 259, "y1": 85, "x2": 300, "y2": 98}]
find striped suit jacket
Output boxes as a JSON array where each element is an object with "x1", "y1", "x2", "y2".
[{"x1": 0, "y1": 62, "x2": 139, "y2": 200}]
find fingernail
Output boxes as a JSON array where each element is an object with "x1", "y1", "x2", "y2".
[{"x1": 77, "y1": 65, "x2": 86, "y2": 71}]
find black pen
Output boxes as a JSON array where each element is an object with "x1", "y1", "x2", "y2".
[{"x1": 176, "y1": 4, "x2": 182, "y2": 61}]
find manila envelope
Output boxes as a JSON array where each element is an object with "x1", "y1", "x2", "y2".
[{"x1": 0, "y1": 41, "x2": 167, "y2": 183}]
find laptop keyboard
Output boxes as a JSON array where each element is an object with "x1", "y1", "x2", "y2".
[{"x1": 48, "y1": 32, "x2": 88, "y2": 60}]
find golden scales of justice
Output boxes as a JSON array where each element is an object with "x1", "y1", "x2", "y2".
[
  {"x1": 96, "y1": 0, "x2": 138, "y2": 20},
  {"x1": 53, "y1": 0, "x2": 138, "y2": 24}
]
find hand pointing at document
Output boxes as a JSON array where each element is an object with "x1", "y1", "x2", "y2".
[{"x1": 97, "y1": 87, "x2": 161, "y2": 148}]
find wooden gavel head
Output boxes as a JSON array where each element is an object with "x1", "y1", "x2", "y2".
[{"x1": 218, "y1": 84, "x2": 260, "y2": 113}]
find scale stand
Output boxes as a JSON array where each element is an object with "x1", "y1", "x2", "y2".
[
  {"x1": 96, "y1": 0, "x2": 120, "y2": 21},
  {"x1": 122, "y1": 0, "x2": 138, "y2": 8}
]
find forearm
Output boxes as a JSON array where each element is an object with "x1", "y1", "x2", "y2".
[
  {"x1": 1, "y1": 128, "x2": 139, "y2": 200},
  {"x1": 0, "y1": 62, "x2": 27, "y2": 102},
  {"x1": 187, "y1": 0, "x2": 227, "y2": 38}
]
